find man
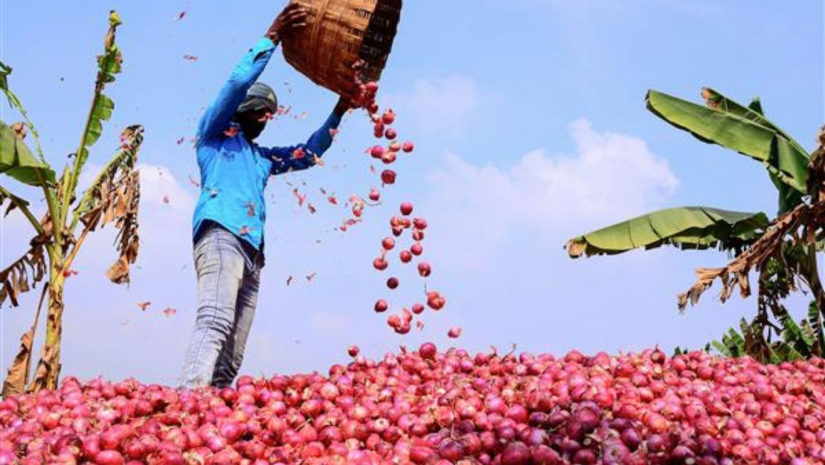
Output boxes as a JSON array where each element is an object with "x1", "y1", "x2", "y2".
[{"x1": 179, "y1": 3, "x2": 351, "y2": 389}]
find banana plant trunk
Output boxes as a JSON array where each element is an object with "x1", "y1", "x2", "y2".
[
  {"x1": 811, "y1": 263, "x2": 825, "y2": 318},
  {"x1": 804, "y1": 149, "x2": 825, "y2": 352},
  {"x1": 807, "y1": 252, "x2": 825, "y2": 317},
  {"x1": 30, "y1": 261, "x2": 65, "y2": 392},
  {"x1": 800, "y1": 245, "x2": 825, "y2": 355}
]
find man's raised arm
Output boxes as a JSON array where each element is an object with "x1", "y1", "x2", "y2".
[
  {"x1": 268, "y1": 98, "x2": 351, "y2": 174},
  {"x1": 197, "y1": 4, "x2": 307, "y2": 143}
]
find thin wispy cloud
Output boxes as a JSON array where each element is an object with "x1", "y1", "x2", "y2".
[
  {"x1": 383, "y1": 76, "x2": 484, "y2": 137},
  {"x1": 423, "y1": 119, "x2": 678, "y2": 271}
]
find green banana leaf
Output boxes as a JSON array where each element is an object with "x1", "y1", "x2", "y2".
[
  {"x1": 0, "y1": 121, "x2": 55, "y2": 187},
  {"x1": 0, "y1": 186, "x2": 29, "y2": 210},
  {"x1": 703, "y1": 89, "x2": 804, "y2": 148},
  {"x1": 75, "y1": 12, "x2": 121, "y2": 170},
  {"x1": 747, "y1": 97, "x2": 763, "y2": 115},
  {"x1": 702, "y1": 89, "x2": 808, "y2": 214},
  {"x1": 0, "y1": 62, "x2": 10, "y2": 93},
  {"x1": 81, "y1": 94, "x2": 114, "y2": 158},
  {"x1": 0, "y1": 62, "x2": 45, "y2": 163},
  {"x1": 805, "y1": 300, "x2": 825, "y2": 355},
  {"x1": 719, "y1": 323, "x2": 747, "y2": 357},
  {"x1": 646, "y1": 90, "x2": 809, "y2": 196},
  {"x1": 60, "y1": 11, "x2": 122, "y2": 225},
  {"x1": 566, "y1": 206, "x2": 769, "y2": 258}
]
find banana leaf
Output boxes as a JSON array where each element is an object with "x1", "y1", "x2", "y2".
[
  {"x1": 702, "y1": 89, "x2": 807, "y2": 214},
  {"x1": 711, "y1": 339, "x2": 733, "y2": 358},
  {"x1": 79, "y1": 94, "x2": 114, "y2": 164},
  {"x1": 776, "y1": 306, "x2": 813, "y2": 357},
  {"x1": 0, "y1": 62, "x2": 45, "y2": 163},
  {"x1": 1, "y1": 327, "x2": 34, "y2": 397},
  {"x1": 702, "y1": 89, "x2": 805, "y2": 150},
  {"x1": 72, "y1": 125, "x2": 142, "y2": 226},
  {"x1": 566, "y1": 206, "x2": 769, "y2": 258},
  {"x1": 63, "y1": 11, "x2": 122, "y2": 209},
  {"x1": 748, "y1": 97, "x2": 763, "y2": 115},
  {"x1": 724, "y1": 324, "x2": 747, "y2": 357},
  {"x1": 0, "y1": 185, "x2": 29, "y2": 211},
  {"x1": 806, "y1": 300, "x2": 825, "y2": 355},
  {"x1": 646, "y1": 90, "x2": 809, "y2": 195},
  {"x1": 0, "y1": 121, "x2": 55, "y2": 187},
  {"x1": 74, "y1": 24, "x2": 120, "y2": 168}
]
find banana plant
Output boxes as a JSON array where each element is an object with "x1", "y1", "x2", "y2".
[
  {"x1": 0, "y1": 11, "x2": 144, "y2": 395},
  {"x1": 566, "y1": 88, "x2": 825, "y2": 362},
  {"x1": 710, "y1": 303, "x2": 825, "y2": 363}
]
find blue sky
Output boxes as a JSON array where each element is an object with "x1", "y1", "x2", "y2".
[{"x1": 1, "y1": 1, "x2": 822, "y2": 384}]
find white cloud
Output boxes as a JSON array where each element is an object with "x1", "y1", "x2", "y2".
[
  {"x1": 383, "y1": 76, "x2": 482, "y2": 136},
  {"x1": 423, "y1": 119, "x2": 678, "y2": 270},
  {"x1": 77, "y1": 163, "x2": 103, "y2": 194},
  {"x1": 137, "y1": 164, "x2": 196, "y2": 213}
]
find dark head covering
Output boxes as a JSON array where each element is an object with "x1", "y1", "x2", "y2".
[{"x1": 238, "y1": 82, "x2": 279, "y2": 114}]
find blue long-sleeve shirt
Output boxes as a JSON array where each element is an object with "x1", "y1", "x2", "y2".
[{"x1": 192, "y1": 38, "x2": 342, "y2": 251}]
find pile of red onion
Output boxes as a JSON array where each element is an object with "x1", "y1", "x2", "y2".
[{"x1": 2, "y1": 345, "x2": 825, "y2": 464}]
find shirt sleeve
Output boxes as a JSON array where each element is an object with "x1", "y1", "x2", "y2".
[
  {"x1": 197, "y1": 38, "x2": 277, "y2": 143},
  {"x1": 267, "y1": 111, "x2": 343, "y2": 175}
]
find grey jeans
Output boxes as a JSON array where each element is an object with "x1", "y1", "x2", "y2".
[{"x1": 179, "y1": 222, "x2": 264, "y2": 389}]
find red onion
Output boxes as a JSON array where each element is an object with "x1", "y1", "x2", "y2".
[
  {"x1": 419, "y1": 343, "x2": 437, "y2": 361},
  {"x1": 94, "y1": 450, "x2": 124, "y2": 465},
  {"x1": 566, "y1": 408, "x2": 599, "y2": 441},
  {"x1": 500, "y1": 442, "x2": 530, "y2": 465},
  {"x1": 437, "y1": 440, "x2": 464, "y2": 461},
  {"x1": 572, "y1": 448, "x2": 598, "y2": 464}
]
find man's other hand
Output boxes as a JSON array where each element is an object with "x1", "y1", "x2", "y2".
[
  {"x1": 267, "y1": 3, "x2": 308, "y2": 45},
  {"x1": 334, "y1": 96, "x2": 354, "y2": 116}
]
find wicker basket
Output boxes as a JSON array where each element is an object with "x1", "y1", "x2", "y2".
[{"x1": 282, "y1": 0, "x2": 402, "y2": 100}]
